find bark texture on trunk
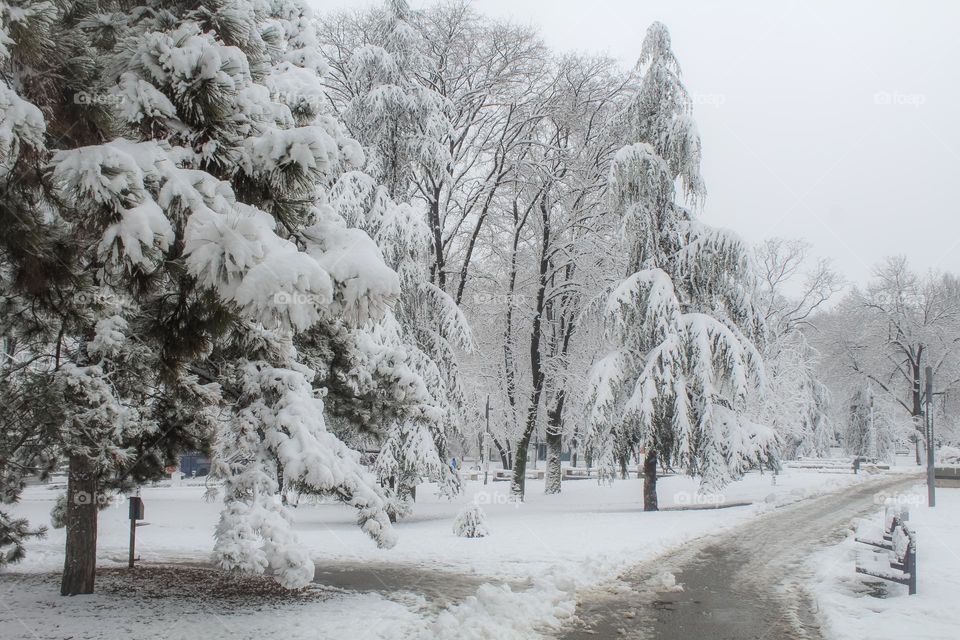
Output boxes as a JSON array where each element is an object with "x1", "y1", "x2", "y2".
[
  {"x1": 544, "y1": 392, "x2": 565, "y2": 495},
  {"x1": 509, "y1": 195, "x2": 550, "y2": 501},
  {"x1": 545, "y1": 430, "x2": 562, "y2": 494},
  {"x1": 643, "y1": 449, "x2": 659, "y2": 512},
  {"x1": 61, "y1": 454, "x2": 98, "y2": 595},
  {"x1": 911, "y1": 352, "x2": 924, "y2": 465},
  {"x1": 510, "y1": 435, "x2": 531, "y2": 498}
]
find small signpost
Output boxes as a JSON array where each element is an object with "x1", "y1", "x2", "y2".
[{"x1": 128, "y1": 496, "x2": 144, "y2": 568}]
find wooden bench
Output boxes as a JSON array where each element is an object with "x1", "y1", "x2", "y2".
[
  {"x1": 562, "y1": 467, "x2": 594, "y2": 480},
  {"x1": 934, "y1": 466, "x2": 960, "y2": 488},
  {"x1": 855, "y1": 506, "x2": 917, "y2": 595},
  {"x1": 784, "y1": 457, "x2": 890, "y2": 474}
]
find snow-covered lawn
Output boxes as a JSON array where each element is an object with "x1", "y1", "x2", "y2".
[
  {"x1": 809, "y1": 485, "x2": 960, "y2": 640},
  {"x1": 2, "y1": 467, "x2": 893, "y2": 639}
]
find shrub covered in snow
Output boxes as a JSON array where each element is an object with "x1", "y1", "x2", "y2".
[
  {"x1": 453, "y1": 505, "x2": 490, "y2": 538},
  {"x1": 937, "y1": 446, "x2": 960, "y2": 465}
]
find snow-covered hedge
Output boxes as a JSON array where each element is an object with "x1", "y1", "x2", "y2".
[{"x1": 937, "y1": 446, "x2": 960, "y2": 465}]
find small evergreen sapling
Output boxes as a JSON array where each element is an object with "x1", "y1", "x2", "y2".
[{"x1": 453, "y1": 504, "x2": 489, "y2": 538}]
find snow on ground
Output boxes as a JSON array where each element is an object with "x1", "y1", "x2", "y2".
[
  {"x1": 1, "y1": 465, "x2": 901, "y2": 639},
  {"x1": 2, "y1": 569, "x2": 420, "y2": 640},
  {"x1": 808, "y1": 484, "x2": 960, "y2": 640}
]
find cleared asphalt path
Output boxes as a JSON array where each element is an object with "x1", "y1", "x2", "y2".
[{"x1": 558, "y1": 474, "x2": 922, "y2": 640}]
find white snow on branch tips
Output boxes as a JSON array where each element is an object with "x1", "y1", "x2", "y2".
[
  {"x1": 0, "y1": 81, "x2": 45, "y2": 166},
  {"x1": 185, "y1": 202, "x2": 333, "y2": 331},
  {"x1": 113, "y1": 72, "x2": 178, "y2": 126},
  {"x1": 213, "y1": 346, "x2": 397, "y2": 589},
  {"x1": 301, "y1": 220, "x2": 400, "y2": 325},
  {"x1": 50, "y1": 141, "x2": 174, "y2": 271},
  {"x1": 241, "y1": 126, "x2": 341, "y2": 188},
  {"x1": 421, "y1": 282, "x2": 475, "y2": 351}
]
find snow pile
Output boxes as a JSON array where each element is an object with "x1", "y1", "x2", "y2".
[
  {"x1": 658, "y1": 571, "x2": 683, "y2": 591},
  {"x1": 452, "y1": 505, "x2": 489, "y2": 538},
  {"x1": 430, "y1": 576, "x2": 576, "y2": 640}
]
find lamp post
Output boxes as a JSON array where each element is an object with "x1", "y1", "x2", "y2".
[
  {"x1": 483, "y1": 394, "x2": 490, "y2": 485},
  {"x1": 925, "y1": 366, "x2": 935, "y2": 508}
]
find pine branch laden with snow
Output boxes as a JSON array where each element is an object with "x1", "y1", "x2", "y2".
[
  {"x1": 212, "y1": 331, "x2": 396, "y2": 588},
  {"x1": 453, "y1": 504, "x2": 489, "y2": 538},
  {"x1": 587, "y1": 23, "x2": 773, "y2": 494}
]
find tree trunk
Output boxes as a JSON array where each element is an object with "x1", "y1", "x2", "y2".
[
  {"x1": 911, "y1": 353, "x2": 924, "y2": 465},
  {"x1": 427, "y1": 184, "x2": 445, "y2": 289},
  {"x1": 510, "y1": 433, "x2": 531, "y2": 498},
  {"x1": 544, "y1": 389, "x2": 566, "y2": 494},
  {"x1": 619, "y1": 454, "x2": 629, "y2": 480},
  {"x1": 643, "y1": 449, "x2": 659, "y2": 512},
  {"x1": 493, "y1": 437, "x2": 511, "y2": 470},
  {"x1": 509, "y1": 195, "x2": 550, "y2": 501},
  {"x1": 278, "y1": 460, "x2": 287, "y2": 506},
  {"x1": 61, "y1": 454, "x2": 98, "y2": 595},
  {"x1": 545, "y1": 429, "x2": 562, "y2": 495}
]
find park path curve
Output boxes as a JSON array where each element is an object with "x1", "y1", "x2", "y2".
[{"x1": 558, "y1": 474, "x2": 922, "y2": 640}]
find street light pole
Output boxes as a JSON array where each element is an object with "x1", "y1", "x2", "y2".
[
  {"x1": 483, "y1": 394, "x2": 490, "y2": 485},
  {"x1": 925, "y1": 366, "x2": 936, "y2": 508}
]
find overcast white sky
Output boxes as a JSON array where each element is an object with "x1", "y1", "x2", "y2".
[{"x1": 315, "y1": 0, "x2": 960, "y2": 287}]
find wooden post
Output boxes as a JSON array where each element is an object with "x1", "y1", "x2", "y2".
[
  {"x1": 128, "y1": 496, "x2": 143, "y2": 569},
  {"x1": 128, "y1": 518, "x2": 136, "y2": 569}
]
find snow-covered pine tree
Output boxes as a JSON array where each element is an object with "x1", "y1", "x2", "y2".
[
  {"x1": 0, "y1": 0, "x2": 58, "y2": 567},
  {"x1": 844, "y1": 384, "x2": 893, "y2": 460},
  {"x1": 341, "y1": 0, "x2": 450, "y2": 205},
  {"x1": 99, "y1": 0, "x2": 404, "y2": 587},
  {"x1": 586, "y1": 23, "x2": 774, "y2": 510},
  {"x1": 452, "y1": 504, "x2": 489, "y2": 538},
  {"x1": 755, "y1": 333, "x2": 834, "y2": 458},
  {"x1": 0, "y1": 0, "x2": 403, "y2": 593}
]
